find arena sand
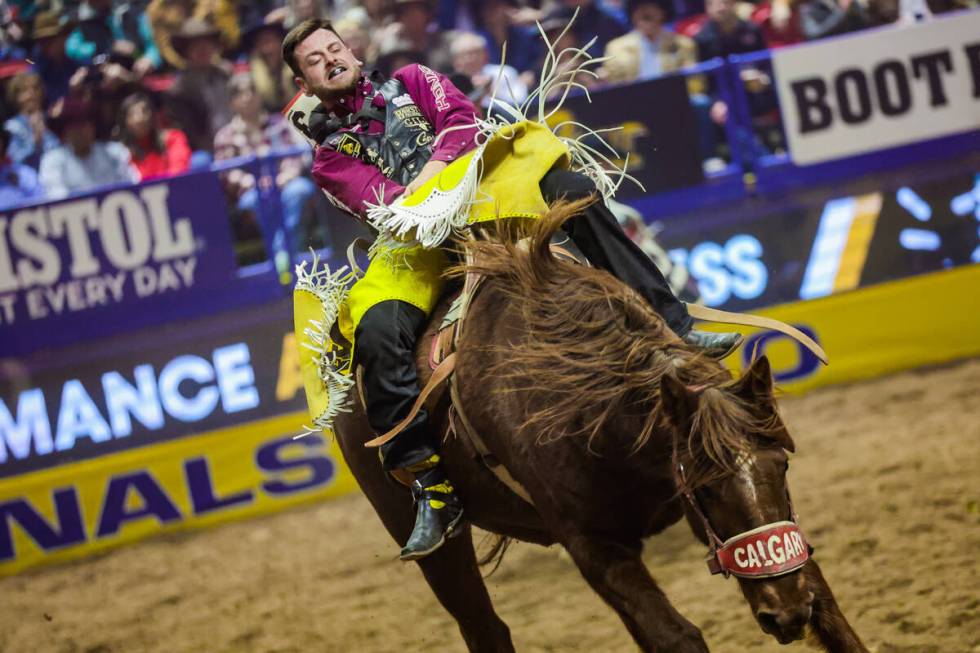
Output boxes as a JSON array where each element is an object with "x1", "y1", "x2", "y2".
[{"x1": 1, "y1": 359, "x2": 978, "y2": 653}]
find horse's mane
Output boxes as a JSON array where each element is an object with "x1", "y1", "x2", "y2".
[{"x1": 456, "y1": 199, "x2": 784, "y2": 486}]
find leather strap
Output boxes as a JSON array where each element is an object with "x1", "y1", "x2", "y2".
[
  {"x1": 364, "y1": 353, "x2": 457, "y2": 448},
  {"x1": 449, "y1": 374, "x2": 535, "y2": 505},
  {"x1": 685, "y1": 303, "x2": 828, "y2": 365}
]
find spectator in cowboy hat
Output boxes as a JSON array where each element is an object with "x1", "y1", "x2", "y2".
[
  {"x1": 167, "y1": 18, "x2": 233, "y2": 155},
  {"x1": 601, "y1": 0, "x2": 701, "y2": 87},
  {"x1": 0, "y1": 125, "x2": 44, "y2": 209},
  {"x1": 27, "y1": 10, "x2": 81, "y2": 103},
  {"x1": 241, "y1": 18, "x2": 294, "y2": 113},
  {"x1": 146, "y1": 0, "x2": 240, "y2": 70},
  {"x1": 38, "y1": 96, "x2": 136, "y2": 199}
]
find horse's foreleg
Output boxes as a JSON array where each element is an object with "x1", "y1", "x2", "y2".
[
  {"x1": 562, "y1": 534, "x2": 709, "y2": 653},
  {"x1": 803, "y1": 560, "x2": 869, "y2": 653},
  {"x1": 416, "y1": 525, "x2": 516, "y2": 653}
]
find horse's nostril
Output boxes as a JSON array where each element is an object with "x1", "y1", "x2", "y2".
[
  {"x1": 756, "y1": 607, "x2": 810, "y2": 643},
  {"x1": 756, "y1": 609, "x2": 780, "y2": 635}
]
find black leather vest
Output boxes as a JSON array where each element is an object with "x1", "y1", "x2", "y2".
[{"x1": 311, "y1": 73, "x2": 436, "y2": 186}]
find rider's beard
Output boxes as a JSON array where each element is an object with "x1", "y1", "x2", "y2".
[{"x1": 313, "y1": 64, "x2": 362, "y2": 105}]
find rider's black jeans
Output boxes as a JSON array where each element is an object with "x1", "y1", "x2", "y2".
[
  {"x1": 355, "y1": 300, "x2": 437, "y2": 470},
  {"x1": 539, "y1": 168, "x2": 694, "y2": 337}
]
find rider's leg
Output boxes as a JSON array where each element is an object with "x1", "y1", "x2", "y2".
[
  {"x1": 539, "y1": 168, "x2": 741, "y2": 356},
  {"x1": 355, "y1": 299, "x2": 463, "y2": 560}
]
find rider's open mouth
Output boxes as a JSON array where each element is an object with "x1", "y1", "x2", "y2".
[{"x1": 329, "y1": 66, "x2": 347, "y2": 80}]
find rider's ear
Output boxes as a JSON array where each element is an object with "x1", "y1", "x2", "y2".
[
  {"x1": 659, "y1": 373, "x2": 699, "y2": 427},
  {"x1": 296, "y1": 76, "x2": 311, "y2": 96}
]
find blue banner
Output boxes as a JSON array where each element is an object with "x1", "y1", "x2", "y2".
[{"x1": 0, "y1": 171, "x2": 272, "y2": 357}]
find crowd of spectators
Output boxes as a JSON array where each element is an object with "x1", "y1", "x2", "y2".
[{"x1": 0, "y1": 0, "x2": 972, "y2": 230}]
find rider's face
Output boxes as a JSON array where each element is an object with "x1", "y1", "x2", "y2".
[{"x1": 294, "y1": 29, "x2": 362, "y2": 105}]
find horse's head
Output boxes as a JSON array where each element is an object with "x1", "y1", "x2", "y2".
[{"x1": 660, "y1": 355, "x2": 814, "y2": 645}]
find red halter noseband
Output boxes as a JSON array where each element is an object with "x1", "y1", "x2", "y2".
[{"x1": 674, "y1": 460, "x2": 813, "y2": 579}]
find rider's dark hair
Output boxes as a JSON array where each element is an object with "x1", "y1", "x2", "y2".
[{"x1": 282, "y1": 18, "x2": 342, "y2": 80}]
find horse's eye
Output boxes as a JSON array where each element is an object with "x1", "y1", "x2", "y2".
[{"x1": 782, "y1": 459, "x2": 790, "y2": 473}]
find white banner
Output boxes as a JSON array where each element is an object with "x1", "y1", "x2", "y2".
[{"x1": 772, "y1": 11, "x2": 980, "y2": 165}]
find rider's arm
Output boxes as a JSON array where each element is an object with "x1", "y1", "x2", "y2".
[
  {"x1": 392, "y1": 64, "x2": 481, "y2": 165},
  {"x1": 311, "y1": 145, "x2": 406, "y2": 219}
]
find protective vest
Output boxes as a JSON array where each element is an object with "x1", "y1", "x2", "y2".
[{"x1": 309, "y1": 73, "x2": 436, "y2": 186}]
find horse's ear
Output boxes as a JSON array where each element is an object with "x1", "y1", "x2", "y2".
[
  {"x1": 659, "y1": 373, "x2": 699, "y2": 426},
  {"x1": 734, "y1": 356, "x2": 796, "y2": 452},
  {"x1": 734, "y1": 355, "x2": 774, "y2": 401}
]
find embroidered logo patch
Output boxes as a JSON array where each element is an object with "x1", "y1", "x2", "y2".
[
  {"x1": 336, "y1": 134, "x2": 362, "y2": 157},
  {"x1": 391, "y1": 93, "x2": 414, "y2": 107},
  {"x1": 394, "y1": 105, "x2": 433, "y2": 133}
]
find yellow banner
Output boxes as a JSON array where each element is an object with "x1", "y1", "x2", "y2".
[
  {"x1": 702, "y1": 264, "x2": 980, "y2": 392},
  {"x1": 0, "y1": 412, "x2": 356, "y2": 576}
]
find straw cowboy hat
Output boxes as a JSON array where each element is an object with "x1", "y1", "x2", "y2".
[
  {"x1": 171, "y1": 18, "x2": 223, "y2": 58},
  {"x1": 30, "y1": 11, "x2": 75, "y2": 41}
]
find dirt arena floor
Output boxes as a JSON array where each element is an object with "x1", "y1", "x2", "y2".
[{"x1": 1, "y1": 359, "x2": 978, "y2": 653}]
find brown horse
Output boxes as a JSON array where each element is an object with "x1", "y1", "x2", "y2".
[{"x1": 331, "y1": 200, "x2": 868, "y2": 653}]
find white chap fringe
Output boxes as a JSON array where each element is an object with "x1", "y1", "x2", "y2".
[
  {"x1": 362, "y1": 8, "x2": 640, "y2": 252},
  {"x1": 364, "y1": 141, "x2": 487, "y2": 250},
  {"x1": 293, "y1": 253, "x2": 359, "y2": 437}
]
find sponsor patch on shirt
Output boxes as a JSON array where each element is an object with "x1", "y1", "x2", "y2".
[
  {"x1": 393, "y1": 105, "x2": 433, "y2": 133},
  {"x1": 391, "y1": 93, "x2": 415, "y2": 107},
  {"x1": 336, "y1": 133, "x2": 362, "y2": 158}
]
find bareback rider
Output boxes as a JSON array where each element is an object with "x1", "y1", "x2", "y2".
[{"x1": 282, "y1": 19, "x2": 741, "y2": 561}]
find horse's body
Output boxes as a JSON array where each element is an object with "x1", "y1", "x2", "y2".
[{"x1": 332, "y1": 203, "x2": 867, "y2": 653}]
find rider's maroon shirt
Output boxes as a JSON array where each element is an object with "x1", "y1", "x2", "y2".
[{"x1": 310, "y1": 64, "x2": 481, "y2": 219}]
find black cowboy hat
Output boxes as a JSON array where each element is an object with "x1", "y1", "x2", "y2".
[
  {"x1": 627, "y1": 0, "x2": 677, "y2": 23},
  {"x1": 171, "y1": 18, "x2": 222, "y2": 58},
  {"x1": 240, "y1": 17, "x2": 287, "y2": 54}
]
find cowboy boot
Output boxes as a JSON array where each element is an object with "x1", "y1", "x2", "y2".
[
  {"x1": 399, "y1": 456, "x2": 464, "y2": 561},
  {"x1": 683, "y1": 329, "x2": 743, "y2": 359}
]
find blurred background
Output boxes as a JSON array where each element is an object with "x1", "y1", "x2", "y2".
[{"x1": 0, "y1": 1, "x2": 977, "y2": 651}]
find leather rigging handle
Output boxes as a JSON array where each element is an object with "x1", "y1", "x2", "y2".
[{"x1": 686, "y1": 303, "x2": 829, "y2": 365}]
